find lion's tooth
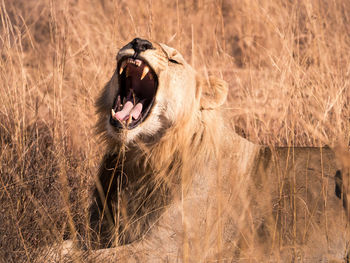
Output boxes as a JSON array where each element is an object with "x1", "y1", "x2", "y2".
[
  {"x1": 135, "y1": 59, "x2": 142, "y2": 67},
  {"x1": 111, "y1": 108, "x2": 116, "y2": 117},
  {"x1": 141, "y1": 66, "x2": 149, "y2": 80},
  {"x1": 119, "y1": 61, "x2": 127, "y2": 75}
]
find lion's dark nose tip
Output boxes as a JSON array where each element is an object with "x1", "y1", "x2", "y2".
[{"x1": 131, "y1": 38, "x2": 153, "y2": 55}]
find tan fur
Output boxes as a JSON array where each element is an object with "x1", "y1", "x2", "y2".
[{"x1": 88, "y1": 40, "x2": 349, "y2": 262}]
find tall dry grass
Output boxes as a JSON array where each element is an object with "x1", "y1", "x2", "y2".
[{"x1": 0, "y1": 0, "x2": 349, "y2": 262}]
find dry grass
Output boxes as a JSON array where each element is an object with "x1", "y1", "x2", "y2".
[{"x1": 0, "y1": 0, "x2": 349, "y2": 262}]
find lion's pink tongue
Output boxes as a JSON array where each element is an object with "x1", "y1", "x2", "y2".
[
  {"x1": 130, "y1": 102, "x2": 143, "y2": 120},
  {"x1": 115, "y1": 101, "x2": 143, "y2": 121},
  {"x1": 115, "y1": 101, "x2": 134, "y2": 121}
]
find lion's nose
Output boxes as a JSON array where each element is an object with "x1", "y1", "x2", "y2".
[{"x1": 131, "y1": 38, "x2": 153, "y2": 55}]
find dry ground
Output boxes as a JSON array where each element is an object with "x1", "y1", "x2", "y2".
[{"x1": 0, "y1": 0, "x2": 349, "y2": 262}]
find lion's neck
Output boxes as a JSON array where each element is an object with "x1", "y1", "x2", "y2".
[{"x1": 107, "y1": 109, "x2": 230, "y2": 184}]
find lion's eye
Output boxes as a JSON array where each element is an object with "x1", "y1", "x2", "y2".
[{"x1": 169, "y1": 58, "x2": 180, "y2": 64}]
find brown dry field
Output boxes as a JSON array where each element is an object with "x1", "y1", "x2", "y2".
[{"x1": 0, "y1": 0, "x2": 349, "y2": 262}]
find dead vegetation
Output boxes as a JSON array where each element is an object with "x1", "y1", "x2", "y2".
[{"x1": 0, "y1": 0, "x2": 349, "y2": 262}]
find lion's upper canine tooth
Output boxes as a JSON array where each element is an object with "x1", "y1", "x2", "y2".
[
  {"x1": 119, "y1": 61, "x2": 127, "y2": 75},
  {"x1": 141, "y1": 66, "x2": 149, "y2": 80},
  {"x1": 111, "y1": 108, "x2": 116, "y2": 117}
]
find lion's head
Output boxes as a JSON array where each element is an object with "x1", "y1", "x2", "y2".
[{"x1": 96, "y1": 38, "x2": 228, "y2": 145}]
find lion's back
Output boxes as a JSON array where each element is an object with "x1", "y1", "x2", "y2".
[{"x1": 249, "y1": 147, "x2": 347, "y2": 261}]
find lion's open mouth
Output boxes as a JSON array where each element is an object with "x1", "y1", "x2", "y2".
[{"x1": 110, "y1": 57, "x2": 158, "y2": 129}]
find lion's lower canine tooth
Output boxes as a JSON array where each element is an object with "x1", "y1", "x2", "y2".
[
  {"x1": 141, "y1": 66, "x2": 149, "y2": 80},
  {"x1": 111, "y1": 109, "x2": 116, "y2": 117}
]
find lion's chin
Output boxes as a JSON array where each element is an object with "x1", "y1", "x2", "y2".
[{"x1": 109, "y1": 56, "x2": 158, "y2": 130}]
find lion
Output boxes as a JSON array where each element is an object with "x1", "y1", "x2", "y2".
[{"x1": 69, "y1": 38, "x2": 349, "y2": 262}]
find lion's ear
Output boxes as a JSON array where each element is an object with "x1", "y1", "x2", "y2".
[{"x1": 198, "y1": 76, "x2": 228, "y2": 110}]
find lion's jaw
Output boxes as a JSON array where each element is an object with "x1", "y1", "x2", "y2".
[{"x1": 104, "y1": 40, "x2": 199, "y2": 144}]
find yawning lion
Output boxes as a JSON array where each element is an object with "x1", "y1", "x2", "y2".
[{"x1": 79, "y1": 38, "x2": 349, "y2": 262}]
